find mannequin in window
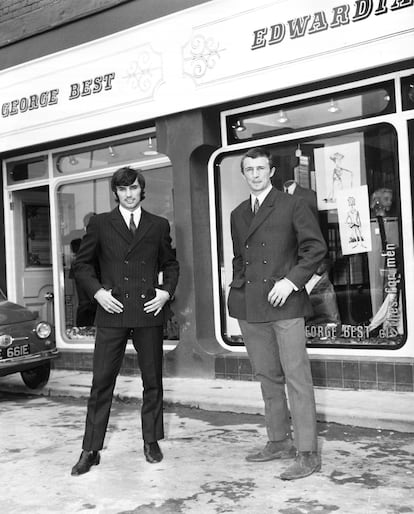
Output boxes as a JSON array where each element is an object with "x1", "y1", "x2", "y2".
[
  {"x1": 370, "y1": 188, "x2": 393, "y2": 218},
  {"x1": 283, "y1": 180, "x2": 318, "y2": 219},
  {"x1": 283, "y1": 180, "x2": 341, "y2": 329}
]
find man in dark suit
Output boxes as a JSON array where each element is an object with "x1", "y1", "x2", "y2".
[
  {"x1": 228, "y1": 147, "x2": 326, "y2": 480},
  {"x1": 71, "y1": 166, "x2": 179, "y2": 476}
]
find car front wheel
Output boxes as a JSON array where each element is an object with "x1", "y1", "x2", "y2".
[{"x1": 21, "y1": 363, "x2": 51, "y2": 389}]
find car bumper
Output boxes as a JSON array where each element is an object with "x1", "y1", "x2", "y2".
[{"x1": 0, "y1": 348, "x2": 59, "y2": 377}]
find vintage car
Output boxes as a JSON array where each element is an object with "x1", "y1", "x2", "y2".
[{"x1": 0, "y1": 288, "x2": 58, "y2": 389}]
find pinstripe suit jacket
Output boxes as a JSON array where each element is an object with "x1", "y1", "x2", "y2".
[
  {"x1": 73, "y1": 207, "x2": 179, "y2": 328},
  {"x1": 228, "y1": 187, "x2": 326, "y2": 323}
]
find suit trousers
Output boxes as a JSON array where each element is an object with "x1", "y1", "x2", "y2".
[
  {"x1": 239, "y1": 317, "x2": 317, "y2": 451},
  {"x1": 82, "y1": 325, "x2": 164, "y2": 451}
]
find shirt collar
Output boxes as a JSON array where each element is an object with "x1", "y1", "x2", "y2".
[
  {"x1": 284, "y1": 180, "x2": 297, "y2": 195},
  {"x1": 251, "y1": 184, "x2": 272, "y2": 209},
  {"x1": 119, "y1": 205, "x2": 142, "y2": 227}
]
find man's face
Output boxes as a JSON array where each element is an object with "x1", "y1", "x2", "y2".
[
  {"x1": 115, "y1": 178, "x2": 141, "y2": 211},
  {"x1": 242, "y1": 156, "x2": 275, "y2": 194}
]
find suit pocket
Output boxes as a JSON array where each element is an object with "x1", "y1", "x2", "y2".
[{"x1": 229, "y1": 277, "x2": 245, "y2": 288}]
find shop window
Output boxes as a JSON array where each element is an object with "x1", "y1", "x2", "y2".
[
  {"x1": 401, "y1": 75, "x2": 414, "y2": 111},
  {"x1": 24, "y1": 204, "x2": 51, "y2": 266},
  {"x1": 409, "y1": 121, "x2": 414, "y2": 242},
  {"x1": 57, "y1": 166, "x2": 178, "y2": 342},
  {"x1": 227, "y1": 82, "x2": 395, "y2": 144},
  {"x1": 6, "y1": 155, "x2": 48, "y2": 184},
  {"x1": 215, "y1": 123, "x2": 404, "y2": 349},
  {"x1": 53, "y1": 136, "x2": 159, "y2": 175}
]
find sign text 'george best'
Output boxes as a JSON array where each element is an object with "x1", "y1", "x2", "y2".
[{"x1": 1, "y1": 73, "x2": 116, "y2": 118}]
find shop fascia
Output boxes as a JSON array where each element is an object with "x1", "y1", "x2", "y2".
[
  {"x1": 251, "y1": 0, "x2": 413, "y2": 50},
  {"x1": 1, "y1": 73, "x2": 116, "y2": 118}
]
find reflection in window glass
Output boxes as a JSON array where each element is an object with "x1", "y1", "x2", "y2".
[
  {"x1": 227, "y1": 83, "x2": 394, "y2": 143},
  {"x1": 216, "y1": 124, "x2": 404, "y2": 349},
  {"x1": 54, "y1": 136, "x2": 159, "y2": 175},
  {"x1": 6, "y1": 155, "x2": 48, "y2": 184},
  {"x1": 57, "y1": 166, "x2": 178, "y2": 342}
]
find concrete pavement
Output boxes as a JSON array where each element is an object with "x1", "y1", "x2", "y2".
[
  {"x1": 1, "y1": 387, "x2": 414, "y2": 514},
  {"x1": 1, "y1": 368, "x2": 413, "y2": 432}
]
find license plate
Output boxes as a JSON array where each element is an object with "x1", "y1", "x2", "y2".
[{"x1": 0, "y1": 344, "x2": 30, "y2": 359}]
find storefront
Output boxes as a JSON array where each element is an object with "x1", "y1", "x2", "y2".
[{"x1": 1, "y1": 0, "x2": 414, "y2": 388}]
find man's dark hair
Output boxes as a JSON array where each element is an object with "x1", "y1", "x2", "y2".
[
  {"x1": 111, "y1": 166, "x2": 146, "y2": 202},
  {"x1": 240, "y1": 147, "x2": 273, "y2": 174}
]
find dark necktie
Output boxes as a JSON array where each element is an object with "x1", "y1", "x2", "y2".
[
  {"x1": 129, "y1": 212, "x2": 137, "y2": 235},
  {"x1": 253, "y1": 197, "x2": 260, "y2": 215}
]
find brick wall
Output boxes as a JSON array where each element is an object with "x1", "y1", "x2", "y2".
[{"x1": 0, "y1": 0, "x2": 133, "y2": 47}]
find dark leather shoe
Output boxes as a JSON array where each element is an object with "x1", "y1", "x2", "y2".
[
  {"x1": 246, "y1": 439, "x2": 296, "y2": 462},
  {"x1": 280, "y1": 451, "x2": 321, "y2": 480},
  {"x1": 143, "y1": 441, "x2": 163, "y2": 463},
  {"x1": 71, "y1": 450, "x2": 100, "y2": 476}
]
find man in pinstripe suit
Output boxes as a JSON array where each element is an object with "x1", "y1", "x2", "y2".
[{"x1": 71, "y1": 166, "x2": 179, "y2": 476}]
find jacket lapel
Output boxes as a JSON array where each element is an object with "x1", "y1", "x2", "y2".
[
  {"x1": 245, "y1": 188, "x2": 280, "y2": 241},
  {"x1": 241, "y1": 199, "x2": 254, "y2": 227},
  {"x1": 109, "y1": 207, "x2": 132, "y2": 244},
  {"x1": 127, "y1": 209, "x2": 153, "y2": 253}
]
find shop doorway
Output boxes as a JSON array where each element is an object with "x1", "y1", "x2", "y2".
[{"x1": 12, "y1": 186, "x2": 54, "y2": 324}]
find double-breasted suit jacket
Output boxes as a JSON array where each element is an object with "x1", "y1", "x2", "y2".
[
  {"x1": 73, "y1": 207, "x2": 179, "y2": 328},
  {"x1": 228, "y1": 187, "x2": 327, "y2": 323}
]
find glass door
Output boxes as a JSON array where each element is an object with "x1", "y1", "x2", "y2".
[{"x1": 11, "y1": 186, "x2": 54, "y2": 323}]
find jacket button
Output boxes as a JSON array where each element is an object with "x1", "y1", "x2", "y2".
[
  {"x1": 247, "y1": 280, "x2": 251, "y2": 284},
  {"x1": 261, "y1": 242, "x2": 266, "y2": 246},
  {"x1": 140, "y1": 294, "x2": 146, "y2": 299},
  {"x1": 263, "y1": 260, "x2": 267, "y2": 264},
  {"x1": 246, "y1": 261, "x2": 249, "y2": 265},
  {"x1": 124, "y1": 277, "x2": 129, "y2": 281},
  {"x1": 263, "y1": 279, "x2": 267, "y2": 283},
  {"x1": 125, "y1": 293, "x2": 129, "y2": 298},
  {"x1": 245, "y1": 244, "x2": 249, "y2": 249}
]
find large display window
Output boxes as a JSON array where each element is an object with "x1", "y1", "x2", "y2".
[
  {"x1": 57, "y1": 165, "x2": 178, "y2": 343},
  {"x1": 214, "y1": 123, "x2": 405, "y2": 349}
]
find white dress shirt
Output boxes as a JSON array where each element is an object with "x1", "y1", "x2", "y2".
[
  {"x1": 251, "y1": 184, "x2": 272, "y2": 212},
  {"x1": 119, "y1": 205, "x2": 142, "y2": 228}
]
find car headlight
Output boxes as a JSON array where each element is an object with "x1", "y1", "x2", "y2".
[
  {"x1": 0, "y1": 334, "x2": 12, "y2": 347},
  {"x1": 35, "y1": 322, "x2": 52, "y2": 339}
]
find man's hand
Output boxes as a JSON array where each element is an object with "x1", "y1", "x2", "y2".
[
  {"x1": 267, "y1": 278, "x2": 294, "y2": 307},
  {"x1": 94, "y1": 289, "x2": 124, "y2": 314},
  {"x1": 144, "y1": 288, "x2": 170, "y2": 316}
]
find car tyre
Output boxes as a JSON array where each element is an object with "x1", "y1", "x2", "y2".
[{"x1": 21, "y1": 362, "x2": 51, "y2": 389}]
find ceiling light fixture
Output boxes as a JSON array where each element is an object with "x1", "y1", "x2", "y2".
[
  {"x1": 143, "y1": 137, "x2": 158, "y2": 156},
  {"x1": 69, "y1": 155, "x2": 79, "y2": 166},
  {"x1": 327, "y1": 99, "x2": 340, "y2": 113},
  {"x1": 277, "y1": 109, "x2": 289, "y2": 123},
  {"x1": 108, "y1": 146, "x2": 117, "y2": 158},
  {"x1": 233, "y1": 120, "x2": 246, "y2": 132}
]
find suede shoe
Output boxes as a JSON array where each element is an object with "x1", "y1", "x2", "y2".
[
  {"x1": 71, "y1": 450, "x2": 100, "y2": 476},
  {"x1": 280, "y1": 451, "x2": 321, "y2": 480},
  {"x1": 246, "y1": 439, "x2": 296, "y2": 462},
  {"x1": 144, "y1": 441, "x2": 163, "y2": 463}
]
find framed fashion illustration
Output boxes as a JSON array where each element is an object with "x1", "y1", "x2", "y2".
[
  {"x1": 314, "y1": 141, "x2": 361, "y2": 210},
  {"x1": 336, "y1": 185, "x2": 372, "y2": 255}
]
